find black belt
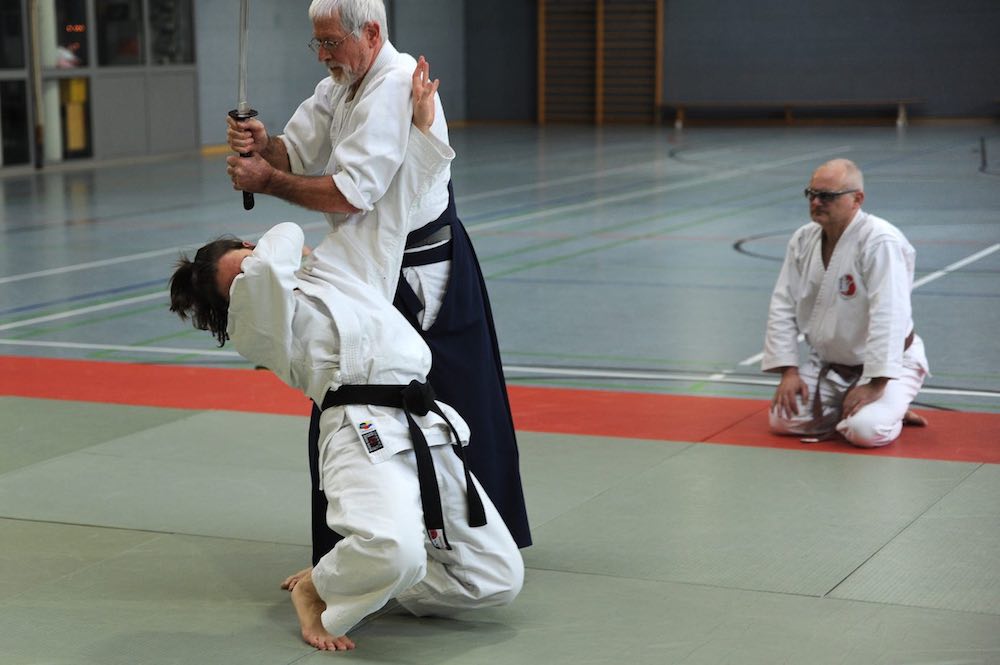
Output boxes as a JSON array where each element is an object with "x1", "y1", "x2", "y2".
[
  {"x1": 320, "y1": 380, "x2": 487, "y2": 550},
  {"x1": 396, "y1": 183, "x2": 457, "y2": 316},
  {"x1": 405, "y1": 216, "x2": 451, "y2": 247},
  {"x1": 403, "y1": 222, "x2": 452, "y2": 266},
  {"x1": 402, "y1": 238, "x2": 452, "y2": 268},
  {"x1": 397, "y1": 225, "x2": 453, "y2": 313}
]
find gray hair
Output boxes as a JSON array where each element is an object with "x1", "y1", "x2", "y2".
[{"x1": 308, "y1": 0, "x2": 388, "y2": 40}]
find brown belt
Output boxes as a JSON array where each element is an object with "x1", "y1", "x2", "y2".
[{"x1": 811, "y1": 330, "x2": 915, "y2": 422}]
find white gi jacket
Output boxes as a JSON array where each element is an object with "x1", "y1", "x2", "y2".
[
  {"x1": 227, "y1": 221, "x2": 469, "y2": 470},
  {"x1": 762, "y1": 210, "x2": 927, "y2": 380},
  {"x1": 280, "y1": 41, "x2": 452, "y2": 302}
]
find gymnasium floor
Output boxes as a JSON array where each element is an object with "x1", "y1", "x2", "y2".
[{"x1": 1, "y1": 123, "x2": 999, "y2": 664}]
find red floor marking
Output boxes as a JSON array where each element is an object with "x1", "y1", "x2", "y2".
[
  {"x1": 506, "y1": 386, "x2": 764, "y2": 442},
  {"x1": 711, "y1": 409, "x2": 1000, "y2": 464},
  {"x1": 3, "y1": 355, "x2": 998, "y2": 464},
  {"x1": 0, "y1": 355, "x2": 310, "y2": 416}
]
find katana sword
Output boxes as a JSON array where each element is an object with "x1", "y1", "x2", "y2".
[{"x1": 228, "y1": 0, "x2": 257, "y2": 211}]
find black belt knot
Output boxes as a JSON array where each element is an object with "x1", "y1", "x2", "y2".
[
  {"x1": 320, "y1": 380, "x2": 487, "y2": 550},
  {"x1": 401, "y1": 379, "x2": 435, "y2": 415}
]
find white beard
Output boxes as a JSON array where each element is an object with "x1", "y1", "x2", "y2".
[{"x1": 329, "y1": 64, "x2": 356, "y2": 87}]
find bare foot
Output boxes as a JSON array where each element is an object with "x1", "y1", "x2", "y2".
[
  {"x1": 280, "y1": 566, "x2": 311, "y2": 592},
  {"x1": 903, "y1": 409, "x2": 928, "y2": 427},
  {"x1": 290, "y1": 571, "x2": 356, "y2": 651}
]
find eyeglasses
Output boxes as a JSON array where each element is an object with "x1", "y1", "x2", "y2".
[
  {"x1": 308, "y1": 35, "x2": 351, "y2": 53},
  {"x1": 804, "y1": 188, "x2": 858, "y2": 203}
]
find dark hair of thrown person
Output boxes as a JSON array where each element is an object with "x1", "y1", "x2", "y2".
[{"x1": 169, "y1": 237, "x2": 246, "y2": 346}]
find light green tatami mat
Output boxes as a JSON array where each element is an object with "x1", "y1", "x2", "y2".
[{"x1": 2, "y1": 398, "x2": 998, "y2": 664}]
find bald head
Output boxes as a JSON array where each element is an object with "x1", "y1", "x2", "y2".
[
  {"x1": 813, "y1": 158, "x2": 864, "y2": 193},
  {"x1": 807, "y1": 159, "x2": 865, "y2": 235}
]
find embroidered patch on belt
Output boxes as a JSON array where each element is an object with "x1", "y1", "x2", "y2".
[
  {"x1": 361, "y1": 429, "x2": 384, "y2": 453},
  {"x1": 838, "y1": 273, "x2": 857, "y2": 298}
]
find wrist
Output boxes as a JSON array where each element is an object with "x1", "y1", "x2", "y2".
[
  {"x1": 259, "y1": 136, "x2": 274, "y2": 159},
  {"x1": 259, "y1": 164, "x2": 278, "y2": 195}
]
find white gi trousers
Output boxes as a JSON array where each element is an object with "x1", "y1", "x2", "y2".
[
  {"x1": 402, "y1": 260, "x2": 449, "y2": 331},
  {"x1": 769, "y1": 335, "x2": 928, "y2": 448},
  {"x1": 311, "y1": 424, "x2": 524, "y2": 637}
]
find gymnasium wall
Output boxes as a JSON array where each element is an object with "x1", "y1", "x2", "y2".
[
  {"x1": 193, "y1": 0, "x2": 999, "y2": 140},
  {"x1": 465, "y1": 0, "x2": 538, "y2": 122},
  {"x1": 393, "y1": 0, "x2": 467, "y2": 122},
  {"x1": 193, "y1": 0, "x2": 537, "y2": 143},
  {"x1": 661, "y1": 0, "x2": 1000, "y2": 117},
  {"x1": 193, "y1": 0, "x2": 469, "y2": 145},
  {"x1": 195, "y1": 1, "x2": 319, "y2": 146}
]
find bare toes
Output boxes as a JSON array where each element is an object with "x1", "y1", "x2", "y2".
[{"x1": 903, "y1": 410, "x2": 928, "y2": 427}]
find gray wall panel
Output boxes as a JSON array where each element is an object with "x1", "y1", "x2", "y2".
[
  {"x1": 662, "y1": 0, "x2": 1000, "y2": 116},
  {"x1": 195, "y1": 0, "x2": 319, "y2": 146},
  {"x1": 148, "y1": 71, "x2": 198, "y2": 154},
  {"x1": 466, "y1": 0, "x2": 536, "y2": 122},
  {"x1": 393, "y1": 0, "x2": 466, "y2": 121},
  {"x1": 92, "y1": 74, "x2": 148, "y2": 158}
]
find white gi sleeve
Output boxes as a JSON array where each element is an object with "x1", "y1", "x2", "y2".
[
  {"x1": 860, "y1": 238, "x2": 912, "y2": 379},
  {"x1": 762, "y1": 236, "x2": 803, "y2": 372},
  {"x1": 226, "y1": 223, "x2": 305, "y2": 385},
  {"x1": 330, "y1": 68, "x2": 413, "y2": 212},
  {"x1": 279, "y1": 80, "x2": 335, "y2": 176},
  {"x1": 392, "y1": 126, "x2": 455, "y2": 210}
]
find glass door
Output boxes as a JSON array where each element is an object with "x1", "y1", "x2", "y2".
[
  {"x1": 1, "y1": 0, "x2": 31, "y2": 166},
  {"x1": 1, "y1": 0, "x2": 196, "y2": 169}
]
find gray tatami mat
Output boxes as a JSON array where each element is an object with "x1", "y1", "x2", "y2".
[
  {"x1": 0, "y1": 409, "x2": 313, "y2": 545},
  {"x1": 525, "y1": 442, "x2": 978, "y2": 596},
  {"x1": 1, "y1": 400, "x2": 999, "y2": 664},
  {"x1": 831, "y1": 463, "x2": 1000, "y2": 614}
]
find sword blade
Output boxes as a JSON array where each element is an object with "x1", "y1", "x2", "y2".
[{"x1": 236, "y1": 0, "x2": 250, "y2": 114}]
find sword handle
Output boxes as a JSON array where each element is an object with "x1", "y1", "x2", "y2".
[
  {"x1": 241, "y1": 161, "x2": 255, "y2": 210},
  {"x1": 229, "y1": 108, "x2": 259, "y2": 212}
]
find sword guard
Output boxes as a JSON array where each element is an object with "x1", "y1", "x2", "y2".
[
  {"x1": 228, "y1": 108, "x2": 258, "y2": 122},
  {"x1": 228, "y1": 108, "x2": 259, "y2": 211}
]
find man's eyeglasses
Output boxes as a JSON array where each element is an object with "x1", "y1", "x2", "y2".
[
  {"x1": 804, "y1": 188, "x2": 858, "y2": 203},
  {"x1": 308, "y1": 35, "x2": 351, "y2": 53}
]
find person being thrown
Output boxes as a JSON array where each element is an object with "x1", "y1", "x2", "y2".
[{"x1": 168, "y1": 60, "x2": 523, "y2": 651}]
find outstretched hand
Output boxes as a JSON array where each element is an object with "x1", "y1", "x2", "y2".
[{"x1": 412, "y1": 56, "x2": 440, "y2": 133}]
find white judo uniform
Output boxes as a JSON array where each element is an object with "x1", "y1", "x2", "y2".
[
  {"x1": 226, "y1": 130, "x2": 523, "y2": 638},
  {"x1": 280, "y1": 40, "x2": 449, "y2": 323},
  {"x1": 762, "y1": 210, "x2": 929, "y2": 447}
]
